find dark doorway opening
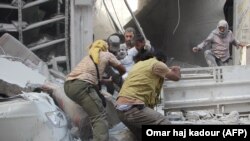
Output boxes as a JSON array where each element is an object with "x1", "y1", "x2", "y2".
[
  {"x1": 224, "y1": 0, "x2": 234, "y2": 31},
  {"x1": 224, "y1": 0, "x2": 234, "y2": 56}
]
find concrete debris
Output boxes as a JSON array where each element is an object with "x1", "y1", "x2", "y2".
[
  {"x1": 1, "y1": 50, "x2": 250, "y2": 141},
  {"x1": 182, "y1": 110, "x2": 215, "y2": 121},
  {"x1": 109, "y1": 123, "x2": 136, "y2": 141},
  {"x1": 0, "y1": 33, "x2": 51, "y2": 78},
  {"x1": 42, "y1": 82, "x2": 94, "y2": 141},
  {"x1": 0, "y1": 93, "x2": 73, "y2": 141},
  {"x1": 166, "y1": 112, "x2": 186, "y2": 121},
  {"x1": 0, "y1": 28, "x2": 249, "y2": 141},
  {"x1": 0, "y1": 56, "x2": 134, "y2": 141},
  {"x1": 166, "y1": 110, "x2": 250, "y2": 125},
  {"x1": 0, "y1": 57, "x2": 46, "y2": 88},
  {"x1": 217, "y1": 111, "x2": 240, "y2": 124}
]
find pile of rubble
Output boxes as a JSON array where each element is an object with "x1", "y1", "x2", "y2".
[
  {"x1": 0, "y1": 33, "x2": 136, "y2": 141},
  {"x1": 1, "y1": 33, "x2": 249, "y2": 141}
]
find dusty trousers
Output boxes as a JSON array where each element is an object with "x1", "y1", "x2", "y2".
[
  {"x1": 204, "y1": 50, "x2": 230, "y2": 67},
  {"x1": 64, "y1": 80, "x2": 109, "y2": 141},
  {"x1": 116, "y1": 106, "x2": 171, "y2": 141}
]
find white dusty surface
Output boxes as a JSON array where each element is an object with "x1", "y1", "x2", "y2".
[
  {"x1": 0, "y1": 58, "x2": 46, "y2": 88},
  {"x1": 1, "y1": 56, "x2": 249, "y2": 141}
]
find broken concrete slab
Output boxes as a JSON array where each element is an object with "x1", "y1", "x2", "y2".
[
  {"x1": 109, "y1": 122, "x2": 136, "y2": 141},
  {"x1": 0, "y1": 92, "x2": 74, "y2": 141},
  {"x1": 0, "y1": 79, "x2": 27, "y2": 97},
  {"x1": 0, "y1": 57, "x2": 47, "y2": 88},
  {"x1": 0, "y1": 33, "x2": 50, "y2": 77}
]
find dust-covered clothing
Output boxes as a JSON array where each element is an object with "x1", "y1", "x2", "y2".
[
  {"x1": 66, "y1": 52, "x2": 121, "y2": 85},
  {"x1": 119, "y1": 47, "x2": 138, "y2": 72},
  {"x1": 117, "y1": 57, "x2": 170, "y2": 108},
  {"x1": 115, "y1": 57, "x2": 171, "y2": 141},
  {"x1": 204, "y1": 50, "x2": 230, "y2": 67},
  {"x1": 197, "y1": 20, "x2": 241, "y2": 63},
  {"x1": 64, "y1": 80, "x2": 108, "y2": 141},
  {"x1": 116, "y1": 106, "x2": 170, "y2": 141},
  {"x1": 64, "y1": 40, "x2": 122, "y2": 141}
]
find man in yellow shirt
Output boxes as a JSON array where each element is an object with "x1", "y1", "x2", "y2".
[{"x1": 115, "y1": 50, "x2": 181, "y2": 141}]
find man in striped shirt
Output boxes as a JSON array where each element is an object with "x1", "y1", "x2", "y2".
[{"x1": 64, "y1": 40, "x2": 125, "y2": 141}]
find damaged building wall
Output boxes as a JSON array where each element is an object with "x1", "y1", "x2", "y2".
[
  {"x1": 0, "y1": 0, "x2": 69, "y2": 74},
  {"x1": 1, "y1": 0, "x2": 244, "y2": 72},
  {"x1": 93, "y1": 0, "x2": 138, "y2": 39},
  {"x1": 70, "y1": 0, "x2": 94, "y2": 69},
  {"x1": 127, "y1": 0, "x2": 226, "y2": 67},
  {"x1": 233, "y1": 0, "x2": 250, "y2": 65}
]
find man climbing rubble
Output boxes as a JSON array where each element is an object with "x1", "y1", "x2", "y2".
[
  {"x1": 64, "y1": 40, "x2": 125, "y2": 141},
  {"x1": 192, "y1": 19, "x2": 246, "y2": 67}
]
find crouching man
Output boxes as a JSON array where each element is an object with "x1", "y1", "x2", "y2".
[{"x1": 115, "y1": 50, "x2": 181, "y2": 141}]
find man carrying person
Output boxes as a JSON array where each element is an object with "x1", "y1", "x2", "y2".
[
  {"x1": 119, "y1": 34, "x2": 153, "y2": 79},
  {"x1": 64, "y1": 40, "x2": 125, "y2": 141}
]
